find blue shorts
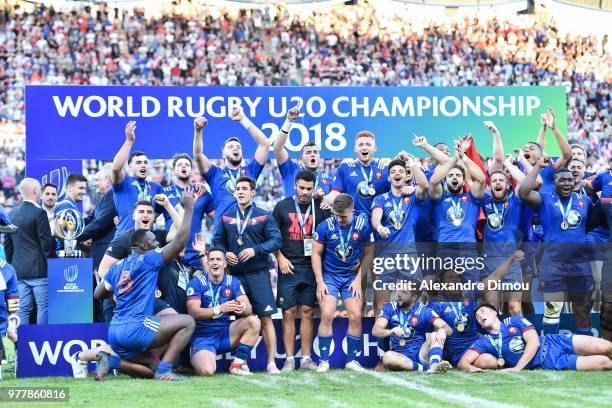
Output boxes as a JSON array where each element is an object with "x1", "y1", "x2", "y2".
[
  {"x1": 539, "y1": 261, "x2": 593, "y2": 293},
  {"x1": 541, "y1": 334, "x2": 577, "y2": 370},
  {"x1": 109, "y1": 316, "x2": 160, "y2": 360},
  {"x1": 190, "y1": 328, "x2": 232, "y2": 358},
  {"x1": 485, "y1": 256, "x2": 523, "y2": 285},
  {"x1": 392, "y1": 343, "x2": 426, "y2": 365},
  {"x1": 445, "y1": 347, "x2": 469, "y2": 367},
  {"x1": 323, "y1": 273, "x2": 357, "y2": 299},
  {"x1": 235, "y1": 270, "x2": 277, "y2": 316}
]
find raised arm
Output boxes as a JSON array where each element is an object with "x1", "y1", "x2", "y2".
[
  {"x1": 429, "y1": 153, "x2": 458, "y2": 201},
  {"x1": 154, "y1": 194, "x2": 182, "y2": 242},
  {"x1": 111, "y1": 121, "x2": 136, "y2": 185},
  {"x1": 543, "y1": 107, "x2": 572, "y2": 170},
  {"x1": 459, "y1": 149, "x2": 486, "y2": 198},
  {"x1": 517, "y1": 158, "x2": 547, "y2": 208},
  {"x1": 502, "y1": 155, "x2": 526, "y2": 185},
  {"x1": 192, "y1": 117, "x2": 211, "y2": 175},
  {"x1": 273, "y1": 105, "x2": 300, "y2": 166},
  {"x1": 482, "y1": 250, "x2": 524, "y2": 285},
  {"x1": 161, "y1": 193, "x2": 195, "y2": 263},
  {"x1": 231, "y1": 108, "x2": 270, "y2": 166},
  {"x1": 409, "y1": 157, "x2": 429, "y2": 200},
  {"x1": 412, "y1": 135, "x2": 450, "y2": 165},
  {"x1": 484, "y1": 121, "x2": 504, "y2": 173},
  {"x1": 536, "y1": 115, "x2": 547, "y2": 151}
]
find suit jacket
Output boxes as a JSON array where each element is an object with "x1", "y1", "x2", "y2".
[
  {"x1": 78, "y1": 189, "x2": 117, "y2": 269},
  {"x1": 5, "y1": 201, "x2": 54, "y2": 280}
]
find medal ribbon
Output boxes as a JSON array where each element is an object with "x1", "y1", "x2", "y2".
[
  {"x1": 557, "y1": 193, "x2": 573, "y2": 223},
  {"x1": 450, "y1": 195, "x2": 463, "y2": 220},
  {"x1": 450, "y1": 301, "x2": 463, "y2": 323},
  {"x1": 133, "y1": 179, "x2": 150, "y2": 200},
  {"x1": 236, "y1": 206, "x2": 255, "y2": 241},
  {"x1": 225, "y1": 168, "x2": 240, "y2": 190},
  {"x1": 487, "y1": 331, "x2": 503, "y2": 359},
  {"x1": 334, "y1": 217, "x2": 354, "y2": 260},
  {"x1": 207, "y1": 274, "x2": 225, "y2": 307},
  {"x1": 359, "y1": 164, "x2": 373, "y2": 186},
  {"x1": 293, "y1": 197, "x2": 313, "y2": 237},
  {"x1": 391, "y1": 194, "x2": 407, "y2": 224}
]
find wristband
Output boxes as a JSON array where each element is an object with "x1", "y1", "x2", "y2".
[
  {"x1": 239, "y1": 115, "x2": 253, "y2": 130},
  {"x1": 280, "y1": 118, "x2": 293, "y2": 134}
]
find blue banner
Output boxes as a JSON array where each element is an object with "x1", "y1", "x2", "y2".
[
  {"x1": 25, "y1": 85, "x2": 566, "y2": 162},
  {"x1": 47, "y1": 258, "x2": 93, "y2": 324},
  {"x1": 17, "y1": 315, "x2": 600, "y2": 378}
]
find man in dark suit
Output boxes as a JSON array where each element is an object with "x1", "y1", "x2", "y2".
[
  {"x1": 78, "y1": 165, "x2": 117, "y2": 271},
  {"x1": 5, "y1": 178, "x2": 54, "y2": 325}
]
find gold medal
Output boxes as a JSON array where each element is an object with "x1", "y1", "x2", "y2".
[
  {"x1": 394, "y1": 221, "x2": 402, "y2": 230},
  {"x1": 497, "y1": 357, "x2": 505, "y2": 367},
  {"x1": 456, "y1": 323, "x2": 465, "y2": 332},
  {"x1": 155, "y1": 290, "x2": 162, "y2": 298},
  {"x1": 560, "y1": 221, "x2": 569, "y2": 230},
  {"x1": 399, "y1": 339, "x2": 406, "y2": 347},
  {"x1": 237, "y1": 237, "x2": 243, "y2": 246}
]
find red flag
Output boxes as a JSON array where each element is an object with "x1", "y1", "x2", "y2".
[{"x1": 465, "y1": 136, "x2": 487, "y2": 240}]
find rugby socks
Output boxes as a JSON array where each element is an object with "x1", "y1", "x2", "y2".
[
  {"x1": 377, "y1": 337, "x2": 390, "y2": 352},
  {"x1": 575, "y1": 327, "x2": 592, "y2": 336},
  {"x1": 542, "y1": 321, "x2": 560, "y2": 335},
  {"x1": 318, "y1": 335, "x2": 332, "y2": 362},
  {"x1": 108, "y1": 355, "x2": 121, "y2": 369},
  {"x1": 346, "y1": 334, "x2": 361, "y2": 363},
  {"x1": 428, "y1": 346, "x2": 443, "y2": 365},
  {"x1": 412, "y1": 363, "x2": 425, "y2": 371},
  {"x1": 235, "y1": 342, "x2": 254, "y2": 363},
  {"x1": 155, "y1": 361, "x2": 173, "y2": 375}
]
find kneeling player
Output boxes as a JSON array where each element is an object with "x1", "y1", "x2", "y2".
[
  {"x1": 372, "y1": 285, "x2": 452, "y2": 374},
  {"x1": 312, "y1": 194, "x2": 374, "y2": 372},
  {"x1": 187, "y1": 247, "x2": 260, "y2": 376},
  {"x1": 461, "y1": 304, "x2": 612, "y2": 371},
  {"x1": 0, "y1": 258, "x2": 19, "y2": 378}
]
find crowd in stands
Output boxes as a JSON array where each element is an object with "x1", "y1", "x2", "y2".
[{"x1": 0, "y1": 1, "x2": 609, "y2": 211}]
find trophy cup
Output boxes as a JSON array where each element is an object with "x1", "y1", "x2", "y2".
[{"x1": 55, "y1": 208, "x2": 85, "y2": 258}]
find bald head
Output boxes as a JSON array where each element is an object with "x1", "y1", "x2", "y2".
[{"x1": 19, "y1": 178, "x2": 42, "y2": 201}]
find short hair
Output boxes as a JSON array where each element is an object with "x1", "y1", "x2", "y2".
[
  {"x1": 236, "y1": 176, "x2": 256, "y2": 190},
  {"x1": 489, "y1": 170, "x2": 508, "y2": 181},
  {"x1": 300, "y1": 142, "x2": 319, "y2": 157},
  {"x1": 554, "y1": 167, "x2": 572, "y2": 176},
  {"x1": 448, "y1": 165, "x2": 465, "y2": 178},
  {"x1": 128, "y1": 151, "x2": 147, "y2": 164},
  {"x1": 295, "y1": 170, "x2": 316, "y2": 185},
  {"x1": 434, "y1": 142, "x2": 449, "y2": 150},
  {"x1": 222, "y1": 137, "x2": 240, "y2": 150},
  {"x1": 206, "y1": 247, "x2": 226, "y2": 258},
  {"x1": 569, "y1": 158, "x2": 586, "y2": 167},
  {"x1": 133, "y1": 200, "x2": 154, "y2": 209},
  {"x1": 129, "y1": 229, "x2": 151, "y2": 248},
  {"x1": 172, "y1": 153, "x2": 193, "y2": 168},
  {"x1": 525, "y1": 141, "x2": 543, "y2": 154},
  {"x1": 332, "y1": 193, "x2": 354, "y2": 212},
  {"x1": 570, "y1": 144, "x2": 586, "y2": 155},
  {"x1": 354, "y1": 130, "x2": 375, "y2": 143},
  {"x1": 398, "y1": 279, "x2": 423, "y2": 299},
  {"x1": 42, "y1": 183, "x2": 58, "y2": 193},
  {"x1": 388, "y1": 158, "x2": 406, "y2": 173},
  {"x1": 66, "y1": 173, "x2": 87, "y2": 186},
  {"x1": 473, "y1": 302, "x2": 499, "y2": 316}
]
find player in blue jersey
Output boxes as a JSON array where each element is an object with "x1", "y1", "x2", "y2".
[
  {"x1": 312, "y1": 193, "x2": 374, "y2": 372},
  {"x1": 95, "y1": 192, "x2": 196, "y2": 381},
  {"x1": 518, "y1": 160, "x2": 594, "y2": 336},
  {"x1": 213, "y1": 176, "x2": 283, "y2": 373},
  {"x1": 481, "y1": 170, "x2": 526, "y2": 315},
  {"x1": 0, "y1": 259, "x2": 19, "y2": 365},
  {"x1": 274, "y1": 105, "x2": 334, "y2": 200},
  {"x1": 427, "y1": 250, "x2": 525, "y2": 371},
  {"x1": 53, "y1": 173, "x2": 87, "y2": 254},
  {"x1": 192, "y1": 108, "x2": 270, "y2": 223},
  {"x1": 429, "y1": 138, "x2": 486, "y2": 283},
  {"x1": 372, "y1": 284, "x2": 452, "y2": 374},
  {"x1": 371, "y1": 158, "x2": 428, "y2": 314},
  {"x1": 111, "y1": 121, "x2": 162, "y2": 233},
  {"x1": 159, "y1": 153, "x2": 195, "y2": 230},
  {"x1": 187, "y1": 246, "x2": 260, "y2": 376},
  {"x1": 325, "y1": 130, "x2": 390, "y2": 216},
  {"x1": 461, "y1": 304, "x2": 612, "y2": 371}
]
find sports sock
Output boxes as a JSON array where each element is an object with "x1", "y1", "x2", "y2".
[
  {"x1": 428, "y1": 346, "x2": 442, "y2": 365},
  {"x1": 412, "y1": 363, "x2": 425, "y2": 371},
  {"x1": 318, "y1": 335, "x2": 332, "y2": 362},
  {"x1": 155, "y1": 361, "x2": 173, "y2": 375},
  {"x1": 346, "y1": 334, "x2": 361, "y2": 363},
  {"x1": 235, "y1": 342, "x2": 253, "y2": 362},
  {"x1": 542, "y1": 321, "x2": 559, "y2": 335},
  {"x1": 108, "y1": 355, "x2": 121, "y2": 369},
  {"x1": 575, "y1": 327, "x2": 592, "y2": 336},
  {"x1": 377, "y1": 336, "x2": 390, "y2": 352}
]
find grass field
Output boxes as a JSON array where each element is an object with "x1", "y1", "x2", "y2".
[{"x1": 1, "y1": 369, "x2": 611, "y2": 407}]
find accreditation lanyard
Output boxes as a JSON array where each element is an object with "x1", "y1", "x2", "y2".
[
  {"x1": 236, "y1": 206, "x2": 255, "y2": 241},
  {"x1": 334, "y1": 218, "x2": 354, "y2": 256},
  {"x1": 294, "y1": 198, "x2": 314, "y2": 237}
]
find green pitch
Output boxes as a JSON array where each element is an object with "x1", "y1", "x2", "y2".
[{"x1": 1, "y1": 370, "x2": 611, "y2": 407}]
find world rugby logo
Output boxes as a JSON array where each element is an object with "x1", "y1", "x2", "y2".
[{"x1": 64, "y1": 265, "x2": 79, "y2": 283}]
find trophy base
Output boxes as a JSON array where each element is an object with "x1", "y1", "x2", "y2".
[{"x1": 57, "y1": 250, "x2": 82, "y2": 258}]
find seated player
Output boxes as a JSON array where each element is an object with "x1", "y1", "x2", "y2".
[
  {"x1": 372, "y1": 284, "x2": 452, "y2": 374},
  {"x1": 312, "y1": 193, "x2": 374, "y2": 372},
  {"x1": 461, "y1": 303, "x2": 612, "y2": 372},
  {"x1": 70, "y1": 343, "x2": 154, "y2": 379},
  {"x1": 186, "y1": 247, "x2": 260, "y2": 376},
  {"x1": 94, "y1": 193, "x2": 196, "y2": 381}
]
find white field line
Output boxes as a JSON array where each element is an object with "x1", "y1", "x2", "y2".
[
  {"x1": 364, "y1": 371, "x2": 524, "y2": 408},
  {"x1": 312, "y1": 395, "x2": 351, "y2": 408},
  {"x1": 325, "y1": 372, "x2": 351, "y2": 385},
  {"x1": 209, "y1": 397, "x2": 249, "y2": 408}
]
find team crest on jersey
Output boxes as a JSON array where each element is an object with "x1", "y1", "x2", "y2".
[
  {"x1": 403, "y1": 196, "x2": 410, "y2": 204},
  {"x1": 224, "y1": 288, "x2": 231, "y2": 297},
  {"x1": 509, "y1": 336, "x2": 526, "y2": 353},
  {"x1": 461, "y1": 196, "x2": 468, "y2": 202},
  {"x1": 351, "y1": 232, "x2": 359, "y2": 241},
  {"x1": 240, "y1": 168, "x2": 246, "y2": 176},
  {"x1": 410, "y1": 316, "x2": 418, "y2": 325},
  {"x1": 375, "y1": 171, "x2": 382, "y2": 180},
  {"x1": 186, "y1": 287, "x2": 195, "y2": 296},
  {"x1": 578, "y1": 200, "x2": 584, "y2": 208},
  {"x1": 508, "y1": 326, "x2": 517, "y2": 334}
]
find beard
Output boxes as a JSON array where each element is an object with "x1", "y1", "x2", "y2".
[{"x1": 227, "y1": 156, "x2": 242, "y2": 166}]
